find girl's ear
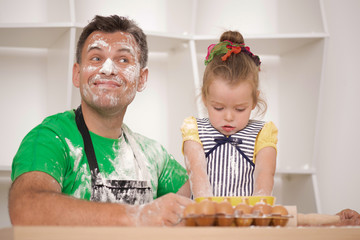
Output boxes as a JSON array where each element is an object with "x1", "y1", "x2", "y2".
[
  {"x1": 253, "y1": 90, "x2": 260, "y2": 109},
  {"x1": 137, "y1": 67, "x2": 148, "y2": 92},
  {"x1": 72, "y1": 63, "x2": 81, "y2": 88},
  {"x1": 201, "y1": 94, "x2": 207, "y2": 106}
]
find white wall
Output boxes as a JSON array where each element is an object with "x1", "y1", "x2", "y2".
[{"x1": 316, "y1": 0, "x2": 360, "y2": 214}]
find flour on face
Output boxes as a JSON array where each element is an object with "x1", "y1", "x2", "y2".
[
  {"x1": 100, "y1": 58, "x2": 119, "y2": 75},
  {"x1": 87, "y1": 36, "x2": 109, "y2": 52},
  {"x1": 79, "y1": 31, "x2": 143, "y2": 109}
]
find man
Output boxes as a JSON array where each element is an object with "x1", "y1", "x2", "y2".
[{"x1": 9, "y1": 15, "x2": 191, "y2": 226}]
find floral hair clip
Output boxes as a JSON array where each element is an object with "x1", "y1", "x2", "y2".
[{"x1": 204, "y1": 40, "x2": 261, "y2": 67}]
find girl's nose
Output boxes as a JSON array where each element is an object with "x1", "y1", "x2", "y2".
[
  {"x1": 224, "y1": 110, "x2": 233, "y2": 122},
  {"x1": 99, "y1": 58, "x2": 119, "y2": 76}
]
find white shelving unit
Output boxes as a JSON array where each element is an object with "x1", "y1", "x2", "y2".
[{"x1": 0, "y1": 0, "x2": 328, "y2": 216}]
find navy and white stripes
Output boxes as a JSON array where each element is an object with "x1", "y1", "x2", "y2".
[{"x1": 197, "y1": 118, "x2": 265, "y2": 197}]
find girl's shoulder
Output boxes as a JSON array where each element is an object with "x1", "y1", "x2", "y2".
[
  {"x1": 261, "y1": 121, "x2": 278, "y2": 135},
  {"x1": 248, "y1": 120, "x2": 277, "y2": 131},
  {"x1": 256, "y1": 121, "x2": 278, "y2": 147},
  {"x1": 181, "y1": 116, "x2": 211, "y2": 131},
  {"x1": 181, "y1": 116, "x2": 197, "y2": 131}
]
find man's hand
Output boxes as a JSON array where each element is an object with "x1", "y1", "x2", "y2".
[{"x1": 135, "y1": 193, "x2": 193, "y2": 226}]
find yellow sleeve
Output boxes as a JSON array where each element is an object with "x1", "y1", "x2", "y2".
[
  {"x1": 181, "y1": 116, "x2": 202, "y2": 154},
  {"x1": 254, "y1": 121, "x2": 278, "y2": 160}
]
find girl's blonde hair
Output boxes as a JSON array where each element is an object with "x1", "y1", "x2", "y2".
[{"x1": 202, "y1": 31, "x2": 267, "y2": 116}]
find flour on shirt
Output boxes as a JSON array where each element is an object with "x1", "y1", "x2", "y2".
[
  {"x1": 65, "y1": 138, "x2": 91, "y2": 199},
  {"x1": 104, "y1": 135, "x2": 138, "y2": 180},
  {"x1": 65, "y1": 138, "x2": 83, "y2": 171},
  {"x1": 73, "y1": 163, "x2": 91, "y2": 199}
]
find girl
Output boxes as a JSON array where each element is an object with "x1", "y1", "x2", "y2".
[{"x1": 181, "y1": 31, "x2": 278, "y2": 199}]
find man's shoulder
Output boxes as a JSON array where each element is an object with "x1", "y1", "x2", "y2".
[
  {"x1": 29, "y1": 109, "x2": 77, "y2": 138},
  {"x1": 41, "y1": 109, "x2": 75, "y2": 126}
]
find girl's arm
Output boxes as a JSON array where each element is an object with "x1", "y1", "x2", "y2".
[
  {"x1": 183, "y1": 140, "x2": 213, "y2": 198},
  {"x1": 253, "y1": 146, "x2": 277, "y2": 196}
]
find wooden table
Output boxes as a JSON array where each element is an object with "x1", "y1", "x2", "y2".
[{"x1": 1, "y1": 226, "x2": 360, "y2": 240}]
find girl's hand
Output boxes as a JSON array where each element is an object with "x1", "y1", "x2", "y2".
[{"x1": 336, "y1": 209, "x2": 360, "y2": 226}]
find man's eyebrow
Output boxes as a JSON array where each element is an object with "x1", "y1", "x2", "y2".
[
  {"x1": 86, "y1": 45, "x2": 136, "y2": 57},
  {"x1": 87, "y1": 46, "x2": 103, "y2": 53},
  {"x1": 117, "y1": 48, "x2": 134, "y2": 55}
]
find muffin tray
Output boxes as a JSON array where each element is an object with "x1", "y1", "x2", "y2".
[{"x1": 182, "y1": 211, "x2": 293, "y2": 227}]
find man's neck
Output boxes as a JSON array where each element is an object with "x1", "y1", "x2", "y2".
[{"x1": 80, "y1": 103, "x2": 126, "y2": 139}]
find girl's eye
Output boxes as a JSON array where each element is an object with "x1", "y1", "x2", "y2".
[
  {"x1": 236, "y1": 108, "x2": 245, "y2": 112},
  {"x1": 214, "y1": 107, "x2": 223, "y2": 111}
]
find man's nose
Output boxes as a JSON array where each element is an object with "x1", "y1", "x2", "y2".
[{"x1": 99, "y1": 58, "x2": 119, "y2": 76}]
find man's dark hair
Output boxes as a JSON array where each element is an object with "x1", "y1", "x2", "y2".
[{"x1": 76, "y1": 15, "x2": 148, "y2": 68}]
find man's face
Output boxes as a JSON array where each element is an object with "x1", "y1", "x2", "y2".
[{"x1": 73, "y1": 31, "x2": 147, "y2": 112}]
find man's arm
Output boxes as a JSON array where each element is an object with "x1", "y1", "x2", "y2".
[
  {"x1": 9, "y1": 171, "x2": 192, "y2": 226},
  {"x1": 176, "y1": 180, "x2": 191, "y2": 198}
]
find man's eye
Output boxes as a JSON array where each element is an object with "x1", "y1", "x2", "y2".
[
  {"x1": 91, "y1": 57, "x2": 101, "y2": 61},
  {"x1": 119, "y1": 58, "x2": 129, "y2": 63}
]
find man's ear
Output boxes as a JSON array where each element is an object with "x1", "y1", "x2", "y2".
[
  {"x1": 72, "y1": 63, "x2": 80, "y2": 88},
  {"x1": 137, "y1": 67, "x2": 148, "y2": 92}
]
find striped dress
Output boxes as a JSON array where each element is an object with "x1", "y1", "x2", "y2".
[{"x1": 197, "y1": 118, "x2": 265, "y2": 197}]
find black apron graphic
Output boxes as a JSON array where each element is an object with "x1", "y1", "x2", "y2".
[{"x1": 75, "y1": 106, "x2": 153, "y2": 205}]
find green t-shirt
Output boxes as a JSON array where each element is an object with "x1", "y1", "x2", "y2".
[{"x1": 11, "y1": 110, "x2": 188, "y2": 201}]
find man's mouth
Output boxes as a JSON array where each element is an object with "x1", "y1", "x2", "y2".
[{"x1": 92, "y1": 79, "x2": 123, "y2": 88}]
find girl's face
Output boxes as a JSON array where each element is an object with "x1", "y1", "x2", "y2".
[
  {"x1": 72, "y1": 31, "x2": 148, "y2": 112},
  {"x1": 204, "y1": 77, "x2": 256, "y2": 136}
]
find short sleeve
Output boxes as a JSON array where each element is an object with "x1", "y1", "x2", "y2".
[
  {"x1": 11, "y1": 125, "x2": 68, "y2": 186},
  {"x1": 254, "y1": 121, "x2": 278, "y2": 157},
  {"x1": 156, "y1": 147, "x2": 189, "y2": 198},
  {"x1": 180, "y1": 116, "x2": 202, "y2": 154}
]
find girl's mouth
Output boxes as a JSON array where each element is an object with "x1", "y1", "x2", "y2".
[{"x1": 222, "y1": 125, "x2": 235, "y2": 132}]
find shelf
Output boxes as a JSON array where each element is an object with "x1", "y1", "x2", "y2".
[
  {"x1": 0, "y1": 166, "x2": 11, "y2": 182},
  {"x1": 0, "y1": 24, "x2": 73, "y2": 48},
  {"x1": 0, "y1": 22, "x2": 329, "y2": 54},
  {"x1": 275, "y1": 168, "x2": 316, "y2": 175},
  {"x1": 0, "y1": 166, "x2": 10, "y2": 172},
  {"x1": 146, "y1": 32, "x2": 190, "y2": 53}
]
